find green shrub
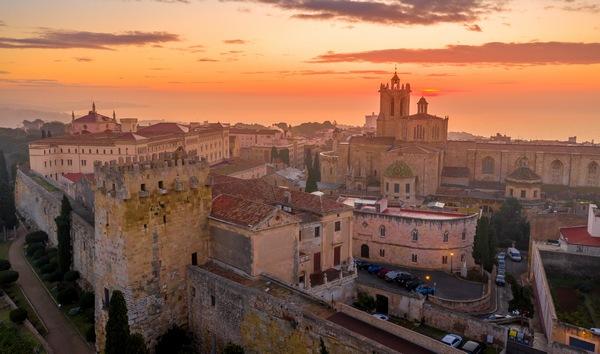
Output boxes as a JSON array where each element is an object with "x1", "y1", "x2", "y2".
[
  {"x1": 26, "y1": 243, "x2": 45, "y2": 256},
  {"x1": 40, "y1": 263, "x2": 57, "y2": 274},
  {"x1": 127, "y1": 333, "x2": 149, "y2": 354},
  {"x1": 86, "y1": 325, "x2": 96, "y2": 343},
  {"x1": 0, "y1": 271, "x2": 19, "y2": 285},
  {"x1": 9, "y1": 308, "x2": 27, "y2": 324},
  {"x1": 64, "y1": 270, "x2": 80, "y2": 282},
  {"x1": 42, "y1": 271, "x2": 62, "y2": 282},
  {"x1": 57, "y1": 284, "x2": 78, "y2": 305},
  {"x1": 223, "y1": 343, "x2": 245, "y2": 354},
  {"x1": 79, "y1": 291, "x2": 95, "y2": 309},
  {"x1": 34, "y1": 256, "x2": 49, "y2": 267},
  {"x1": 25, "y1": 231, "x2": 48, "y2": 244},
  {"x1": 0, "y1": 259, "x2": 10, "y2": 271},
  {"x1": 32, "y1": 249, "x2": 47, "y2": 260},
  {"x1": 47, "y1": 247, "x2": 58, "y2": 256},
  {"x1": 155, "y1": 326, "x2": 194, "y2": 354}
]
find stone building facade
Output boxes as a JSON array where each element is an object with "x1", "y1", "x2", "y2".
[
  {"x1": 93, "y1": 156, "x2": 212, "y2": 351},
  {"x1": 320, "y1": 73, "x2": 600, "y2": 198},
  {"x1": 340, "y1": 197, "x2": 478, "y2": 272}
]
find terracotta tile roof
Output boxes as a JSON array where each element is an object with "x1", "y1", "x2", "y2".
[
  {"x1": 137, "y1": 123, "x2": 189, "y2": 135},
  {"x1": 210, "y1": 194, "x2": 278, "y2": 228},
  {"x1": 560, "y1": 226, "x2": 600, "y2": 247},
  {"x1": 212, "y1": 177, "x2": 350, "y2": 215},
  {"x1": 230, "y1": 128, "x2": 279, "y2": 135},
  {"x1": 210, "y1": 158, "x2": 265, "y2": 175},
  {"x1": 63, "y1": 173, "x2": 94, "y2": 183},
  {"x1": 442, "y1": 166, "x2": 470, "y2": 178},
  {"x1": 73, "y1": 111, "x2": 114, "y2": 124}
]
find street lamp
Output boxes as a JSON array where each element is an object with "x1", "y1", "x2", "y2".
[{"x1": 450, "y1": 252, "x2": 454, "y2": 274}]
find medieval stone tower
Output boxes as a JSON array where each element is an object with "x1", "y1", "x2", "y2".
[
  {"x1": 93, "y1": 154, "x2": 211, "y2": 351},
  {"x1": 376, "y1": 70, "x2": 411, "y2": 137}
]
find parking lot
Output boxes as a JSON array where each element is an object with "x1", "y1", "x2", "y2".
[{"x1": 356, "y1": 261, "x2": 485, "y2": 300}]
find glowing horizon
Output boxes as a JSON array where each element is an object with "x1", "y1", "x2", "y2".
[{"x1": 1, "y1": 0, "x2": 600, "y2": 141}]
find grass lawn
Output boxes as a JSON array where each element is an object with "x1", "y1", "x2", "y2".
[
  {"x1": 547, "y1": 275, "x2": 599, "y2": 328},
  {"x1": 24, "y1": 251, "x2": 94, "y2": 343},
  {"x1": 3, "y1": 283, "x2": 48, "y2": 336},
  {"x1": 0, "y1": 240, "x2": 11, "y2": 259},
  {"x1": 0, "y1": 298, "x2": 46, "y2": 353}
]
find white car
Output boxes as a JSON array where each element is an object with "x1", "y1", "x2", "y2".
[
  {"x1": 441, "y1": 334, "x2": 463, "y2": 348},
  {"x1": 507, "y1": 247, "x2": 522, "y2": 262},
  {"x1": 372, "y1": 313, "x2": 389, "y2": 321},
  {"x1": 497, "y1": 252, "x2": 506, "y2": 260},
  {"x1": 591, "y1": 328, "x2": 600, "y2": 336}
]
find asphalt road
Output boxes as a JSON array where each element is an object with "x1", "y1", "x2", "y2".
[
  {"x1": 328, "y1": 312, "x2": 434, "y2": 354},
  {"x1": 357, "y1": 266, "x2": 484, "y2": 300}
]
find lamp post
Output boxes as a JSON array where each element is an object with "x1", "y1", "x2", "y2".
[{"x1": 450, "y1": 252, "x2": 454, "y2": 274}]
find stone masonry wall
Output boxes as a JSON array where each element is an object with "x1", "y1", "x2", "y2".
[
  {"x1": 94, "y1": 158, "x2": 211, "y2": 352},
  {"x1": 15, "y1": 170, "x2": 95, "y2": 289},
  {"x1": 187, "y1": 265, "x2": 397, "y2": 354}
]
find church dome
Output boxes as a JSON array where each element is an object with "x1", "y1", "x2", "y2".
[
  {"x1": 506, "y1": 167, "x2": 542, "y2": 183},
  {"x1": 384, "y1": 161, "x2": 413, "y2": 178}
]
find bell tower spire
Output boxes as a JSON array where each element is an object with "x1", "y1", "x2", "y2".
[{"x1": 92, "y1": 101, "x2": 96, "y2": 113}]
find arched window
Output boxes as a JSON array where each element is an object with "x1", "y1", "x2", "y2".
[
  {"x1": 390, "y1": 98, "x2": 395, "y2": 116},
  {"x1": 482, "y1": 156, "x2": 495, "y2": 174},
  {"x1": 361, "y1": 244, "x2": 369, "y2": 258},
  {"x1": 588, "y1": 162, "x2": 599, "y2": 186},
  {"x1": 379, "y1": 225, "x2": 386, "y2": 238},
  {"x1": 551, "y1": 160, "x2": 564, "y2": 184},
  {"x1": 462, "y1": 230, "x2": 466, "y2": 240},
  {"x1": 516, "y1": 157, "x2": 529, "y2": 168},
  {"x1": 411, "y1": 229, "x2": 419, "y2": 241},
  {"x1": 443, "y1": 231, "x2": 449, "y2": 243}
]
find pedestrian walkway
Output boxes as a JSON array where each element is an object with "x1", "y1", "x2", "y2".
[{"x1": 9, "y1": 227, "x2": 93, "y2": 354}]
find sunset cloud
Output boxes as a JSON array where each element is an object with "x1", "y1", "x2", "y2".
[
  {"x1": 197, "y1": 57, "x2": 219, "y2": 62},
  {"x1": 464, "y1": 24, "x2": 482, "y2": 32},
  {"x1": 74, "y1": 57, "x2": 93, "y2": 62},
  {"x1": 223, "y1": 0, "x2": 507, "y2": 26},
  {"x1": 311, "y1": 42, "x2": 600, "y2": 65},
  {"x1": 0, "y1": 29, "x2": 180, "y2": 50},
  {"x1": 223, "y1": 39, "x2": 248, "y2": 44}
]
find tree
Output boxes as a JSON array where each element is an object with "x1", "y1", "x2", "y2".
[
  {"x1": 473, "y1": 217, "x2": 493, "y2": 272},
  {"x1": 127, "y1": 333, "x2": 149, "y2": 354},
  {"x1": 312, "y1": 152, "x2": 321, "y2": 182},
  {"x1": 55, "y1": 195, "x2": 72, "y2": 274},
  {"x1": 41, "y1": 130, "x2": 46, "y2": 138},
  {"x1": 319, "y1": 338, "x2": 329, "y2": 354},
  {"x1": 305, "y1": 170, "x2": 318, "y2": 193},
  {"x1": 155, "y1": 325, "x2": 195, "y2": 354},
  {"x1": 304, "y1": 150, "x2": 313, "y2": 171},
  {"x1": 270, "y1": 146, "x2": 278, "y2": 162},
  {"x1": 0, "y1": 150, "x2": 8, "y2": 183},
  {"x1": 105, "y1": 290, "x2": 130, "y2": 354},
  {"x1": 0, "y1": 150, "x2": 17, "y2": 229},
  {"x1": 491, "y1": 198, "x2": 530, "y2": 251}
]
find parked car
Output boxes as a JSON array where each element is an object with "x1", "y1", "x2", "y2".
[
  {"x1": 591, "y1": 328, "x2": 600, "y2": 336},
  {"x1": 377, "y1": 268, "x2": 392, "y2": 279},
  {"x1": 460, "y1": 340, "x2": 484, "y2": 354},
  {"x1": 405, "y1": 279, "x2": 423, "y2": 291},
  {"x1": 367, "y1": 264, "x2": 382, "y2": 274},
  {"x1": 546, "y1": 239, "x2": 560, "y2": 246},
  {"x1": 507, "y1": 247, "x2": 522, "y2": 262},
  {"x1": 486, "y1": 314, "x2": 506, "y2": 321},
  {"x1": 415, "y1": 285, "x2": 435, "y2": 296},
  {"x1": 371, "y1": 313, "x2": 389, "y2": 321},
  {"x1": 496, "y1": 274, "x2": 506, "y2": 286},
  {"x1": 497, "y1": 251, "x2": 506, "y2": 260},
  {"x1": 394, "y1": 272, "x2": 415, "y2": 286},
  {"x1": 355, "y1": 259, "x2": 370, "y2": 270},
  {"x1": 384, "y1": 271, "x2": 402, "y2": 282},
  {"x1": 441, "y1": 334, "x2": 463, "y2": 348}
]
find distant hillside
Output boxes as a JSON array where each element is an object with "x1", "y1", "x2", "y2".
[
  {"x1": 291, "y1": 121, "x2": 335, "y2": 137},
  {"x1": 448, "y1": 131, "x2": 484, "y2": 141},
  {"x1": 0, "y1": 106, "x2": 71, "y2": 129}
]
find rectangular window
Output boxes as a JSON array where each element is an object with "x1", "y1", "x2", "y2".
[
  {"x1": 520, "y1": 190, "x2": 526, "y2": 198},
  {"x1": 334, "y1": 246, "x2": 341, "y2": 266},
  {"x1": 510, "y1": 188, "x2": 514, "y2": 196},
  {"x1": 405, "y1": 183, "x2": 410, "y2": 193},
  {"x1": 141, "y1": 183, "x2": 146, "y2": 191},
  {"x1": 81, "y1": 160, "x2": 87, "y2": 166},
  {"x1": 379, "y1": 249, "x2": 385, "y2": 257},
  {"x1": 158, "y1": 180, "x2": 164, "y2": 189},
  {"x1": 385, "y1": 182, "x2": 389, "y2": 192},
  {"x1": 210, "y1": 295, "x2": 215, "y2": 307},
  {"x1": 533, "y1": 190, "x2": 538, "y2": 198},
  {"x1": 104, "y1": 288, "x2": 110, "y2": 308},
  {"x1": 442, "y1": 256, "x2": 448, "y2": 264},
  {"x1": 314, "y1": 226, "x2": 320, "y2": 237},
  {"x1": 411, "y1": 254, "x2": 418, "y2": 263},
  {"x1": 191, "y1": 252, "x2": 198, "y2": 266},
  {"x1": 394, "y1": 183, "x2": 400, "y2": 193},
  {"x1": 334, "y1": 221, "x2": 341, "y2": 232}
]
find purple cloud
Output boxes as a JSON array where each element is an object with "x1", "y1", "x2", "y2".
[
  {"x1": 0, "y1": 29, "x2": 180, "y2": 50},
  {"x1": 311, "y1": 42, "x2": 600, "y2": 65}
]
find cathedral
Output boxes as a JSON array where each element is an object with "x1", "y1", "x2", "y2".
[{"x1": 320, "y1": 72, "x2": 600, "y2": 204}]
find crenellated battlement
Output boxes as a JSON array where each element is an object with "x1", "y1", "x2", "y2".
[{"x1": 94, "y1": 152, "x2": 209, "y2": 200}]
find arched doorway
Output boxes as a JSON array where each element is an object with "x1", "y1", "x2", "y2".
[{"x1": 360, "y1": 244, "x2": 369, "y2": 258}]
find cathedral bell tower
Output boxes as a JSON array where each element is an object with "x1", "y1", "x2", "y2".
[{"x1": 376, "y1": 69, "x2": 411, "y2": 137}]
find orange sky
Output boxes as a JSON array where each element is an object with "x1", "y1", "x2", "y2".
[{"x1": 1, "y1": 0, "x2": 600, "y2": 140}]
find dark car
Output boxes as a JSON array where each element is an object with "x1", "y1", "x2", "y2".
[
  {"x1": 376, "y1": 268, "x2": 392, "y2": 279},
  {"x1": 394, "y1": 273, "x2": 415, "y2": 286},
  {"x1": 460, "y1": 340, "x2": 484, "y2": 354},
  {"x1": 367, "y1": 264, "x2": 382, "y2": 274},
  {"x1": 355, "y1": 259, "x2": 370, "y2": 270},
  {"x1": 405, "y1": 279, "x2": 423, "y2": 291}
]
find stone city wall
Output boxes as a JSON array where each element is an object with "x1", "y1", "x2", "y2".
[
  {"x1": 187, "y1": 265, "x2": 397, "y2": 354},
  {"x1": 15, "y1": 170, "x2": 95, "y2": 289},
  {"x1": 422, "y1": 303, "x2": 507, "y2": 347},
  {"x1": 356, "y1": 283, "x2": 424, "y2": 321}
]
